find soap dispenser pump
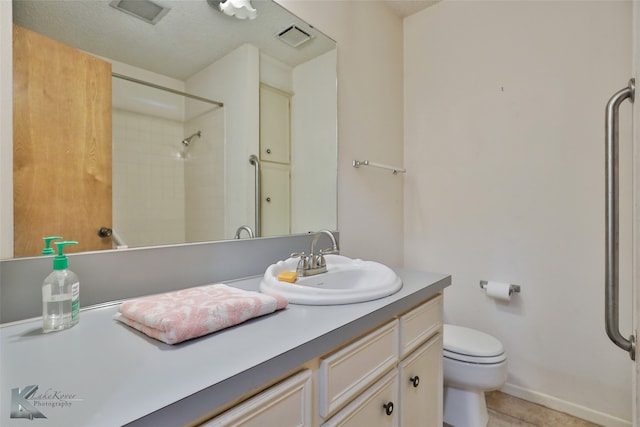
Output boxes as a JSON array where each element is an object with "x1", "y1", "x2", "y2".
[
  {"x1": 42, "y1": 236, "x2": 62, "y2": 255},
  {"x1": 42, "y1": 241, "x2": 80, "y2": 332}
]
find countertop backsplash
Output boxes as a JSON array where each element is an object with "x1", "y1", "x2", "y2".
[{"x1": 0, "y1": 233, "x2": 336, "y2": 324}]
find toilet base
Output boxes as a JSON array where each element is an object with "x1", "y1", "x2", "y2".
[{"x1": 443, "y1": 386, "x2": 488, "y2": 427}]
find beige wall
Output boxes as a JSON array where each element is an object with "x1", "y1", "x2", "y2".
[
  {"x1": 275, "y1": 1, "x2": 635, "y2": 423},
  {"x1": 404, "y1": 1, "x2": 633, "y2": 425},
  {"x1": 278, "y1": 0, "x2": 405, "y2": 267}
]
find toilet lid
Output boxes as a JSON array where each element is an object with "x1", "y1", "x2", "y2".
[{"x1": 443, "y1": 324, "x2": 505, "y2": 361}]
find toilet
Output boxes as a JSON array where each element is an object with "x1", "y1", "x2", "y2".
[{"x1": 443, "y1": 324, "x2": 508, "y2": 427}]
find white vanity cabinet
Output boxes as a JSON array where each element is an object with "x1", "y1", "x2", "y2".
[
  {"x1": 0, "y1": 266, "x2": 450, "y2": 427},
  {"x1": 317, "y1": 294, "x2": 443, "y2": 427},
  {"x1": 199, "y1": 293, "x2": 443, "y2": 427}
]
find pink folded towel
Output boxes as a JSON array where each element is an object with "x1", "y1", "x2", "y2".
[{"x1": 114, "y1": 284, "x2": 288, "y2": 345}]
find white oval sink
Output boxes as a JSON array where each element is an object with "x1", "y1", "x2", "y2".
[{"x1": 259, "y1": 254, "x2": 402, "y2": 305}]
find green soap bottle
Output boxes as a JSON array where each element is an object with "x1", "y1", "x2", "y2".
[{"x1": 42, "y1": 241, "x2": 80, "y2": 333}]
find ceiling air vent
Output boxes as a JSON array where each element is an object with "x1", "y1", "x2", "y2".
[
  {"x1": 109, "y1": 0, "x2": 171, "y2": 25},
  {"x1": 276, "y1": 24, "x2": 313, "y2": 48}
]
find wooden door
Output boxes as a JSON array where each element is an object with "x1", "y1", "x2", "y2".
[{"x1": 13, "y1": 24, "x2": 112, "y2": 257}]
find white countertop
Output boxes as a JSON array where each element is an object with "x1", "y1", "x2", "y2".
[{"x1": 1, "y1": 268, "x2": 449, "y2": 427}]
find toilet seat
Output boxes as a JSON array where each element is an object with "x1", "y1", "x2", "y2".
[{"x1": 444, "y1": 324, "x2": 506, "y2": 364}]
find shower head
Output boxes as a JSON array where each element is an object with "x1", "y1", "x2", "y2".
[{"x1": 181, "y1": 131, "x2": 201, "y2": 146}]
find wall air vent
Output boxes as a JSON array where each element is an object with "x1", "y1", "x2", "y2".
[
  {"x1": 276, "y1": 24, "x2": 313, "y2": 48},
  {"x1": 109, "y1": 0, "x2": 171, "y2": 25}
]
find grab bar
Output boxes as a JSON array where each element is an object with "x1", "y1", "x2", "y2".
[
  {"x1": 604, "y1": 78, "x2": 635, "y2": 360},
  {"x1": 234, "y1": 225, "x2": 255, "y2": 239},
  {"x1": 249, "y1": 155, "x2": 261, "y2": 237}
]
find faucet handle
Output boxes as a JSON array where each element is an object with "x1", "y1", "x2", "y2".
[{"x1": 291, "y1": 252, "x2": 311, "y2": 272}]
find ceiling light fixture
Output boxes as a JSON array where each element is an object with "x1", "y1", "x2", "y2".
[{"x1": 208, "y1": 0, "x2": 257, "y2": 20}]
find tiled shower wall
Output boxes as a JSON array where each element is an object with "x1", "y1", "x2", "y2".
[
  {"x1": 112, "y1": 107, "x2": 226, "y2": 248},
  {"x1": 112, "y1": 109, "x2": 186, "y2": 247},
  {"x1": 184, "y1": 107, "x2": 225, "y2": 242}
]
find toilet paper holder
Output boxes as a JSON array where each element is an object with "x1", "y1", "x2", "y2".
[{"x1": 479, "y1": 280, "x2": 521, "y2": 295}]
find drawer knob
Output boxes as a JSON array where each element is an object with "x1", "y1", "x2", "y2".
[
  {"x1": 410, "y1": 376, "x2": 420, "y2": 388},
  {"x1": 383, "y1": 401, "x2": 394, "y2": 416}
]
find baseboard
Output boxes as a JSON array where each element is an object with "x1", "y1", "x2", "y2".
[{"x1": 501, "y1": 383, "x2": 631, "y2": 427}]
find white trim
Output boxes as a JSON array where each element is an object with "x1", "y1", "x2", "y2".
[
  {"x1": 501, "y1": 383, "x2": 632, "y2": 427},
  {"x1": 0, "y1": 0, "x2": 13, "y2": 259}
]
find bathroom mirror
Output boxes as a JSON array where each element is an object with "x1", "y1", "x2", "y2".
[{"x1": 8, "y1": 0, "x2": 337, "y2": 258}]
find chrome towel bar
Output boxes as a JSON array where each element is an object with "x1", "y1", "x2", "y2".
[{"x1": 352, "y1": 160, "x2": 406, "y2": 175}]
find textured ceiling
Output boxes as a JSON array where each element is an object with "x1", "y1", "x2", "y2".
[{"x1": 12, "y1": 0, "x2": 336, "y2": 80}]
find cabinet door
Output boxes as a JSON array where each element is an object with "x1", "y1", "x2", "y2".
[
  {"x1": 399, "y1": 334, "x2": 443, "y2": 427},
  {"x1": 321, "y1": 370, "x2": 399, "y2": 427},
  {"x1": 260, "y1": 84, "x2": 290, "y2": 164},
  {"x1": 202, "y1": 370, "x2": 312, "y2": 427},
  {"x1": 260, "y1": 162, "x2": 290, "y2": 237}
]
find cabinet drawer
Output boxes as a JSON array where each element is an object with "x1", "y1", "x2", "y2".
[
  {"x1": 319, "y1": 320, "x2": 399, "y2": 418},
  {"x1": 399, "y1": 294, "x2": 442, "y2": 358},
  {"x1": 202, "y1": 369, "x2": 312, "y2": 427},
  {"x1": 321, "y1": 369, "x2": 399, "y2": 427}
]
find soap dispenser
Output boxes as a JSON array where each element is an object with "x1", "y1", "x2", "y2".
[
  {"x1": 41, "y1": 236, "x2": 62, "y2": 255},
  {"x1": 42, "y1": 241, "x2": 80, "y2": 332}
]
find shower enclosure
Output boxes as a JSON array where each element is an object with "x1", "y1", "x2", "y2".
[{"x1": 111, "y1": 75, "x2": 225, "y2": 248}]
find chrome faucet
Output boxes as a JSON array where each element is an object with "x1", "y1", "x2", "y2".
[
  {"x1": 292, "y1": 230, "x2": 339, "y2": 277},
  {"x1": 311, "y1": 229, "x2": 339, "y2": 256},
  {"x1": 234, "y1": 225, "x2": 255, "y2": 239}
]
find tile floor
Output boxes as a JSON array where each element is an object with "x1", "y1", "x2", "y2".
[{"x1": 484, "y1": 391, "x2": 602, "y2": 427}]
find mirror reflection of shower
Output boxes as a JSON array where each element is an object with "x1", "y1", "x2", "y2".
[
  {"x1": 180, "y1": 130, "x2": 202, "y2": 159},
  {"x1": 182, "y1": 131, "x2": 201, "y2": 146},
  {"x1": 112, "y1": 73, "x2": 225, "y2": 248}
]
